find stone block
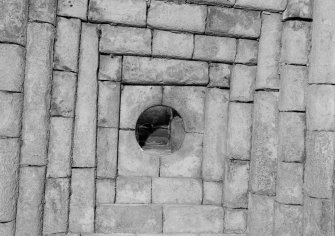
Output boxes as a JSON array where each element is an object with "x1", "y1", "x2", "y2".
[
  {"x1": 152, "y1": 30, "x2": 194, "y2": 59},
  {"x1": 193, "y1": 35, "x2": 236, "y2": 62},
  {"x1": 226, "y1": 102, "x2": 253, "y2": 161},
  {"x1": 281, "y1": 21, "x2": 311, "y2": 65},
  {"x1": 0, "y1": 44, "x2": 25, "y2": 92},
  {"x1": 203, "y1": 88, "x2": 229, "y2": 181},
  {"x1": 278, "y1": 112, "x2": 305, "y2": 162},
  {"x1": 97, "y1": 127, "x2": 118, "y2": 178},
  {"x1": 72, "y1": 24, "x2": 99, "y2": 167},
  {"x1": 0, "y1": 92, "x2": 22, "y2": 138},
  {"x1": 235, "y1": 0, "x2": 287, "y2": 11},
  {"x1": 98, "y1": 81, "x2": 120, "y2": 128},
  {"x1": 163, "y1": 205, "x2": 224, "y2": 233},
  {"x1": 96, "y1": 204, "x2": 162, "y2": 233},
  {"x1": 247, "y1": 194, "x2": 274, "y2": 236},
  {"x1": 69, "y1": 168, "x2": 95, "y2": 233},
  {"x1": 223, "y1": 160, "x2": 249, "y2": 208},
  {"x1": 0, "y1": 221, "x2": 15, "y2": 236},
  {"x1": 187, "y1": 0, "x2": 235, "y2": 6},
  {"x1": 255, "y1": 13, "x2": 282, "y2": 89},
  {"x1": 203, "y1": 181, "x2": 222, "y2": 205},
  {"x1": 47, "y1": 117, "x2": 73, "y2": 178},
  {"x1": 148, "y1": 1, "x2": 207, "y2": 33},
  {"x1": 54, "y1": 17, "x2": 81, "y2": 72},
  {"x1": 250, "y1": 92, "x2": 278, "y2": 195},
  {"x1": 29, "y1": 0, "x2": 57, "y2": 24},
  {"x1": 0, "y1": 139, "x2": 19, "y2": 222},
  {"x1": 43, "y1": 178, "x2": 70, "y2": 234},
  {"x1": 58, "y1": 0, "x2": 88, "y2": 20},
  {"x1": 209, "y1": 63, "x2": 231, "y2": 88},
  {"x1": 274, "y1": 203, "x2": 303, "y2": 236},
  {"x1": 230, "y1": 65, "x2": 256, "y2": 102},
  {"x1": 235, "y1": 39, "x2": 258, "y2": 65},
  {"x1": 283, "y1": 0, "x2": 313, "y2": 20},
  {"x1": 51, "y1": 71, "x2": 77, "y2": 117},
  {"x1": 123, "y1": 56, "x2": 209, "y2": 85},
  {"x1": 89, "y1": 0, "x2": 147, "y2": 26},
  {"x1": 96, "y1": 179, "x2": 115, "y2": 204},
  {"x1": 304, "y1": 131, "x2": 335, "y2": 199},
  {"x1": 116, "y1": 176, "x2": 151, "y2": 204},
  {"x1": 224, "y1": 209, "x2": 247, "y2": 234},
  {"x1": 99, "y1": 55, "x2": 122, "y2": 81},
  {"x1": 152, "y1": 178, "x2": 202, "y2": 204},
  {"x1": 276, "y1": 162, "x2": 303, "y2": 205},
  {"x1": 206, "y1": 7, "x2": 261, "y2": 38}
]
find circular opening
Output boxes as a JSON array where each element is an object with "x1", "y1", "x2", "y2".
[{"x1": 135, "y1": 105, "x2": 185, "y2": 155}]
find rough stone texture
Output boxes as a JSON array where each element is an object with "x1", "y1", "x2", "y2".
[
  {"x1": 123, "y1": 57, "x2": 209, "y2": 85},
  {"x1": 15, "y1": 167, "x2": 46, "y2": 236},
  {"x1": 116, "y1": 176, "x2": 151, "y2": 204},
  {"x1": 304, "y1": 131, "x2": 335, "y2": 199},
  {"x1": 0, "y1": 139, "x2": 19, "y2": 222},
  {"x1": 235, "y1": 39, "x2": 258, "y2": 65},
  {"x1": 206, "y1": 7, "x2": 261, "y2": 38},
  {"x1": 208, "y1": 63, "x2": 231, "y2": 88},
  {"x1": 224, "y1": 209, "x2": 247, "y2": 234},
  {"x1": 187, "y1": 0, "x2": 235, "y2": 6},
  {"x1": 250, "y1": 92, "x2": 279, "y2": 195},
  {"x1": 29, "y1": 0, "x2": 57, "y2": 24},
  {"x1": 98, "y1": 81, "x2": 120, "y2": 128},
  {"x1": 96, "y1": 204, "x2": 163, "y2": 233},
  {"x1": 230, "y1": 65, "x2": 256, "y2": 102},
  {"x1": 51, "y1": 71, "x2": 77, "y2": 117},
  {"x1": 203, "y1": 181, "x2": 222, "y2": 205},
  {"x1": 256, "y1": 13, "x2": 282, "y2": 90},
  {"x1": 89, "y1": 0, "x2": 147, "y2": 26},
  {"x1": 96, "y1": 179, "x2": 115, "y2": 204},
  {"x1": 58, "y1": 0, "x2": 88, "y2": 20},
  {"x1": 69, "y1": 168, "x2": 95, "y2": 233},
  {"x1": 163, "y1": 205, "x2": 224, "y2": 233},
  {"x1": 0, "y1": 221, "x2": 15, "y2": 236},
  {"x1": 203, "y1": 88, "x2": 229, "y2": 181},
  {"x1": 283, "y1": 0, "x2": 313, "y2": 20},
  {"x1": 99, "y1": 55, "x2": 121, "y2": 82},
  {"x1": 148, "y1": 1, "x2": 207, "y2": 33},
  {"x1": 226, "y1": 102, "x2": 253, "y2": 161},
  {"x1": 152, "y1": 30, "x2": 194, "y2": 59},
  {"x1": 278, "y1": 112, "x2": 305, "y2": 163},
  {"x1": 274, "y1": 204, "x2": 303, "y2": 236},
  {"x1": 47, "y1": 117, "x2": 73, "y2": 178},
  {"x1": 100, "y1": 26, "x2": 151, "y2": 55},
  {"x1": 281, "y1": 21, "x2": 311, "y2": 65},
  {"x1": 54, "y1": 17, "x2": 81, "y2": 72},
  {"x1": 152, "y1": 178, "x2": 202, "y2": 204},
  {"x1": 72, "y1": 23, "x2": 98, "y2": 167},
  {"x1": 21, "y1": 22, "x2": 54, "y2": 165},
  {"x1": 235, "y1": 0, "x2": 287, "y2": 11},
  {"x1": 0, "y1": 44, "x2": 25, "y2": 92},
  {"x1": 0, "y1": 0, "x2": 28, "y2": 45}
]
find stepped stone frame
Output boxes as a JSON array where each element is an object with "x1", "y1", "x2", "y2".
[{"x1": 0, "y1": 0, "x2": 335, "y2": 236}]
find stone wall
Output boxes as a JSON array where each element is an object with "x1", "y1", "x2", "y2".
[{"x1": 0, "y1": 0, "x2": 334, "y2": 236}]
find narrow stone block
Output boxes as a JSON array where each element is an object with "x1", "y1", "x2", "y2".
[
  {"x1": 283, "y1": 0, "x2": 313, "y2": 20},
  {"x1": 187, "y1": 0, "x2": 235, "y2": 6},
  {"x1": 235, "y1": 39, "x2": 258, "y2": 65},
  {"x1": 224, "y1": 209, "x2": 247, "y2": 234},
  {"x1": 235, "y1": 0, "x2": 287, "y2": 11},
  {"x1": 274, "y1": 204, "x2": 303, "y2": 236},
  {"x1": 29, "y1": 0, "x2": 57, "y2": 24},
  {"x1": 98, "y1": 81, "x2": 120, "y2": 128},
  {"x1": 206, "y1": 7, "x2": 261, "y2": 38},
  {"x1": 0, "y1": 221, "x2": 15, "y2": 236},
  {"x1": 203, "y1": 181, "x2": 222, "y2": 205},
  {"x1": 96, "y1": 179, "x2": 115, "y2": 204},
  {"x1": 116, "y1": 177, "x2": 151, "y2": 204},
  {"x1": 98, "y1": 55, "x2": 122, "y2": 81},
  {"x1": 0, "y1": 92, "x2": 22, "y2": 138},
  {"x1": 58, "y1": 0, "x2": 88, "y2": 20},
  {"x1": 209, "y1": 63, "x2": 231, "y2": 88},
  {"x1": 230, "y1": 65, "x2": 256, "y2": 102}
]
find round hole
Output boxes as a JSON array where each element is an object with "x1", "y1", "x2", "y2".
[{"x1": 135, "y1": 105, "x2": 186, "y2": 156}]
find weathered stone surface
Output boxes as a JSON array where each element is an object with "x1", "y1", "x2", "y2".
[
  {"x1": 152, "y1": 30, "x2": 194, "y2": 59},
  {"x1": 0, "y1": 139, "x2": 19, "y2": 222},
  {"x1": 304, "y1": 131, "x2": 335, "y2": 199},
  {"x1": 235, "y1": 0, "x2": 287, "y2": 11},
  {"x1": 235, "y1": 39, "x2": 258, "y2": 65},
  {"x1": 152, "y1": 178, "x2": 202, "y2": 204},
  {"x1": 99, "y1": 55, "x2": 122, "y2": 81},
  {"x1": 15, "y1": 167, "x2": 45, "y2": 236},
  {"x1": 0, "y1": 92, "x2": 22, "y2": 138},
  {"x1": 100, "y1": 26, "x2": 151, "y2": 55},
  {"x1": 72, "y1": 23, "x2": 98, "y2": 167},
  {"x1": 0, "y1": 221, "x2": 15, "y2": 236},
  {"x1": 256, "y1": 13, "x2": 282, "y2": 89},
  {"x1": 116, "y1": 177, "x2": 151, "y2": 204},
  {"x1": 96, "y1": 204, "x2": 162, "y2": 233},
  {"x1": 123, "y1": 57, "x2": 209, "y2": 85},
  {"x1": 283, "y1": 0, "x2": 313, "y2": 19},
  {"x1": 69, "y1": 168, "x2": 95, "y2": 233},
  {"x1": 148, "y1": 1, "x2": 207, "y2": 33},
  {"x1": 47, "y1": 117, "x2": 72, "y2": 178},
  {"x1": 281, "y1": 21, "x2": 311, "y2": 65},
  {"x1": 203, "y1": 88, "x2": 229, "y2": 181},
  {"x1": 96, "y1": 179, "x2": 115, "y2": 204},
  {"x1": 307, "y1": 85, "x2": 335, "y2": 131},
  {"x1": 97, "y1": 127, "x2": 118, "y2": 178},
  {"x1": 247, "y1": 194, "x2": 274, "y2": 236},
  {"x1": 0, "y1": 44, "x2": 25, "y2": 92},
  {"x1": 0, "y1": 0, "x2": 28, "y2": 45},
  {"x1": 98, "y1": 81, "x2": 120, "y2": 128},
  {"x1": 164, "y1": 205, "x2": 224, "y2": 233},
  {"x1": 224, "y1": 209, "x2": 247, "y2": 234},
  {"x1": 29, "y1": 0, "x2": 57, "y2": 24},
  {"x1": 223, "y1": 160, "x2": 249, "y2": 208},
  {"x1": 274, "y1": 204, "x2": 303, "y2": 236},
  {"x1": 226, "y1": 103, "x2": 253, "y2": 161},
  {"x1": 278, "y1": 112, "x2": 305, "y2": 162},
  {"x1": 250, "y1": 92, "x2": 278, "y2": 195},
  {"x1": 203, "y1": 181, "x2": 222, "y2": 205},
  {"x1": 51, "y1": 71, "x2": 77, "y2": 117},
  {"x1": 54, "y1": 17, "x2": 81, "y2": 72},
  {"x1": 206, "y1": 7, "x2": 261, "y2": 38},
  {"x1": 89, "y1": 0, "x2": 147, "y2": 26},
  {"x1": 209, "y1": 63, "x2": 231, "y2": 88},
  {"x1": 43, "y1": 178, "x2": 70, "y2": 234},
  {"x1": 21, "y1": 22, "x2": 54, "y2": 165},
  {"x1": 58, "y1": 0, "x2": 88, "y2": 20},
  {"x1": 187, "y1": 0, "x2": 235, "y2": 6},
  {"x1": 230, "y1": 65, "x2": 256, "y2": 102}
]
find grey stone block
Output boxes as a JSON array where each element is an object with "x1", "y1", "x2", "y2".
[{"x1": 98, "y1": 81, "x2": 120, "y2": 128}]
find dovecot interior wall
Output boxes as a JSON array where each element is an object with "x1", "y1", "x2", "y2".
[{"x1": 0, "y1": 0, "x2": 335, "y2": 236}]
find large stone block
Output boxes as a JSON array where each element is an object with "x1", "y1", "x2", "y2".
[
  {"x1": 96, "y1": 179, "x2": 115, "y2": 204},
  {"x1": 98, "y1": 55, "x2": 122, "y2": 81},
  {"x1": 0, "y1": 92, "x2": 22, "y2": 138},
  {"x1": 235, "y1": 0, "x2": 287, "y2": 11},
  {"x1": 203, "y1": 181, "x2": 222, "y2": 205},
  {"x1": 208, "y1": 63, "x2": 231, "y2": 88},
  {"x1": 116, "y1": 177, "x2": 151, "y2": 204},
  {"x1": 0, "y1": 221, "x2": 15, "y2": 236},
  {"x1": 235, "y1": 39, "x2": 258, "y2": 65},
  {"x1": 58, "y1": 0, "x2": 88, "y2": 20},
  {"x1": 230, "y1": 65, "x2": 256, "y2": 102},
  {"x1": 98, "y1": 81, "x2": 120, "y2": 128},
  {"x1": 29, "y1": 0, "x2": 57, "y2": 24},
  {"x1": 274, "y1": 204, "x2": 303, "y2": 236},
  {"x1": 283, "y1": 0, "x2": 313, "y2": 20},
  {"x1": 224, "y1": 209, "x2": 247, "y2": 234}
]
